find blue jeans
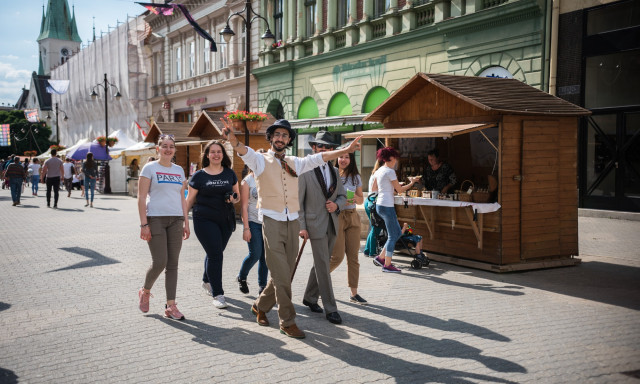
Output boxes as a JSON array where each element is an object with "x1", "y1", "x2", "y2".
[
  {"x1": 9, "y1": 178, "x2": 22, "y2": 202},
  {"x1": 194, "y1": 216, "x2": 233, "y2": 297},
  {"x1": 364, "y1": 198, "x2": 382, "y2": 256},
  {"x1": 376, "y1": 205, "x2": 402, "y2": 255},
  {"x1": 84, "y1": 178, "x2": 96, "y2": 202},
  {"x1": 238, "y1": 221, "x2": 268, "y2": 288},
  {"x1": 31, "y1": 175, "x2": 39, "y2": 194}
]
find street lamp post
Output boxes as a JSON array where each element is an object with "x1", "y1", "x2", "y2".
[
  {"x1": 90, "y1": 73, "x2": 122, "y2": 194},
  {"x1": 220, "y1": 0, "x2": 275, "y2": 145},
  {"x1": 46, "y1": 102, "x2": 68, "y2": 145}
]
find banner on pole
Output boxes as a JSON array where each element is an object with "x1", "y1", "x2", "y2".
[
  {"x1": 24, "y1": 109, "x2": 40, "y2": 123},
  {"x1": 0, "y1": 124, "x2": 11, "y2": 146}
]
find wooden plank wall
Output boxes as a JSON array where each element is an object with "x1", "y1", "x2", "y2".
[
  {"x1": 521, "y1": 120, "x2": 561, "y2": 258},
  {"x1": 500, "y1": 116, "x2": 523, "y2": 264},
  {"x1": 395, "y1": 205, "x2": 501, "y2": 263}
]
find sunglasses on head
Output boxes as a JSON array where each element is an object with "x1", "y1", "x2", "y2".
[
  {"x1": 315, "y1": 143, "x2": 335, "y2": 149},
  {"x1": 159, "y1": 134, "x2": 175, "y2": 140}
]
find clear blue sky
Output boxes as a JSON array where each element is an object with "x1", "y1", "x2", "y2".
[{"x1": 0, "y1": 0, "x2": 147, "y2": 107}]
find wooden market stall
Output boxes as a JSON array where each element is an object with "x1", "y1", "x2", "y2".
[
  {"x1": 144, "y1": 121, "x2": 207, "y2": 178},
  {"x1": 345, "y1": 73, "x2": 591, "y2": 272}
]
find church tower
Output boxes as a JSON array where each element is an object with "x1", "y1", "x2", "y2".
[{"x1": 37, "y1": 0, "x2": 82, "y2": 76}]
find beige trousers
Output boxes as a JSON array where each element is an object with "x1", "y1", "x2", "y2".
[
  {"x1": 255, "y1": 216, "x2": 300, "y2": 327},
  {"x1": 330, "y1": 208, "x2": 361, "y2": 288}
]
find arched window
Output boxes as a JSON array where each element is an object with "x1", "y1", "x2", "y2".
[
  {"x1": 362, "y1": 86, "x2": 390, "y2": 113},
  {"x1": 327, "y1": 92, "x2": 352, "y2": 117},
  {"x1": 297, "y1": 97, "x2": 319, "y2": 119},
  {"x1": 267, "y1": 99, "x2": 285, "y2": 119}
]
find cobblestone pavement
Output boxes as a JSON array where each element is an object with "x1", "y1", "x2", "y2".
[{"x1": 0, "y1": 189, "x2": 639, "y2": 383}]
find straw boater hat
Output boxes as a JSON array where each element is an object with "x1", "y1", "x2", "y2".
[{"x1": 308, "y1": 131, "x2": 339, "y2": 148}]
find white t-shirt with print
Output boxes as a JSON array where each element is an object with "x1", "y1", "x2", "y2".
[
  {"x1": 373, "y1": 165, "x2": 397, "y2": 207},
  {"x1": 140, "y1": 161, "x2": 185, "y2": 217}
]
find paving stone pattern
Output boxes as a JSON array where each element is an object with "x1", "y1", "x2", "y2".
[{"x1": 0, "y1": 190, "x2": 639, "y2": 383}]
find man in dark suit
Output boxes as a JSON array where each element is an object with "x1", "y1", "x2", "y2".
[{"x1": 299, "y1": 131, "x2": 347, "y2": 324}]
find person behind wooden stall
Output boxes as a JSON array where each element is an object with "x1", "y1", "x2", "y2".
[{"x1": 422, "y1": 148, "x2": 457, "y2": 196}]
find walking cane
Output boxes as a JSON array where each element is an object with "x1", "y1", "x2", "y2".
[{"x1": 291, "y1": 238, "x2": 307, "y2": 282}]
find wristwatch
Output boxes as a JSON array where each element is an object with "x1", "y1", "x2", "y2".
[{"x1": 140, "y1": 224, "x2": 149, "y2": 228}]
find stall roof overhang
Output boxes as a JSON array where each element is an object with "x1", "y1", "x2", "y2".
[
  {"x1": 343, "y1": 123, "x2": 497, "y2": 139},
  {"x1": 364, "y1": 73, "x2": 591, "y2": 122},
  {"x1": 289, "y1": 114, "x2": 379, "y2": 130}
]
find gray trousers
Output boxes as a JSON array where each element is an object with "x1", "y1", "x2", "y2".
[{"x1": 303, "y1": 223, "x2": 338, "y2": 314}]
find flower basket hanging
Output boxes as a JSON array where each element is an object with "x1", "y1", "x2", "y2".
[
  {"x1": 49, "y1": 144, "x2": 65, "y2": 152},
  {"x1": 96, "y1": 136, "x2": 107, "y2": 147},
  {"x1": 245, "y1": 120, "x2": 262, "y2": 133},
  {"x1": 224, "y1": 110, "x2": 248, "y2": 133},
  {"x1": 24, "y1": 150, "x2": 38, "y2": 157},
  {"x1": 106, "y1": 137, "x2": 119, "y2": 147}
]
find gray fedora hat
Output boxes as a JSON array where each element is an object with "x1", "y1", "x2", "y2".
[{"x1": 309, "y1": 131, "x2": 339, "y2": 147}]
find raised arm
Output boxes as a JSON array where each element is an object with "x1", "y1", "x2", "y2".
[
  {"x1": 220, "y1": 118, "x2": 248, "y2": 156},
  {"x1": 320, "y1": 136, "x2": 363, "y2": 162}
]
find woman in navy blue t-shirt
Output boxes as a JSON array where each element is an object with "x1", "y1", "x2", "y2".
[{"x1": 187, "y1": 140, "x2": 240, "y2": 309}]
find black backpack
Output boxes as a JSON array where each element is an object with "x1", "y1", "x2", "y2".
[{"x1": 368, "y1": 194, "x2": 385, "y2": 228}]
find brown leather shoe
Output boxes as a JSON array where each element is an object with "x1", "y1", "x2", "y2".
[
  {"x1": 251, "y1": 304, "x2": 269, "y2": 326},
  {"x1": 280, "y1": 323, "x2": 305, "y2": 339}
]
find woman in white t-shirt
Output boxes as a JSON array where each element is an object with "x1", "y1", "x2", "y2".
[
  {"x1": 371, "y1": 147, "x2": 420, "y2": 273},
  {"x1": 28, "y1": 159, "x2": 41, "y2": 196},
  {"x1": 137, "y1": 135, "x2": 190, "y2": 320}
]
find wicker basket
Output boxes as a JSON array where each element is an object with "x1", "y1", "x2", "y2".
[
  {"x1": 457, "y1": 180, "x2": 474, "y2": 202},
  {"x1": 472, "y1": 190, "x2": 491, "y2": 203}
]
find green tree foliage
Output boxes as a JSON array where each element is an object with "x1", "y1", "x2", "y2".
[{"x1": 0, "y1": 110, "x2": 54, "y2": 159}]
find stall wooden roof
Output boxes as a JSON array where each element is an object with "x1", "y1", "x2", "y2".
[
  {"x1": 144, "y1": 122, "x2": 195, "y2": 143},
  {"x1": 344, "y1": 123, "x2": 496, "y2": 139},
  {"x1": 365, "y1": 73, "x2": 591, "y2": 122}
]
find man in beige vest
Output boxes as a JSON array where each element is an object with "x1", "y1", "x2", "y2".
[{"x1": 222, "y1": 119, "x2": 362, "y2": 339}]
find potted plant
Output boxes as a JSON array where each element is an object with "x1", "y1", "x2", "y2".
[
  {"x1": 106, "y1": 137, "x2": 119, "y2": 147},
  {"x1": 49, "y1": 144, "x2": 65, "y2": 152},
  {"x1": 224, "y1": 110, "x2": 248, "y2": 132},
  {"x1": 24, "y1": 150, "x2": 37, "y2": 158},
  {"x1": 245, "y1": 111, "x2": 268, "y2": 132},
  {"x1": 96, "y1": 136, "x2": 107, "y2": 147}
]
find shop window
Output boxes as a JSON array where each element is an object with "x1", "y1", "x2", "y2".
[
  {"x1": 337, "y1": 0, "x2": 350, "y2": 28},
  {"x1": 585, "y1": 49, "x2": 640, "y2": 109},
  {"x1": 175, "y1": 110, "x2": 192, "y2": 123},
  {"x1": 587, "y1": 0, "x2": 640, "y2": 36},
  {"x1": 305, "y1": 0, "x2": 316, "y2": 38}
]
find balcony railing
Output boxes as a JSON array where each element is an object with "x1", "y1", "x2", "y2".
[
  {"x1": 371, "y1": 18, "x2": 386, "y2": 40},
  {"x1": 335, "y1": 30, "x2": 347, "y2": 49},
  {"x1": 416, "y1": 3, "x2": 435, "y2": 28},
  {"x1": 483, "y1": 0, "x2": 509, "y2": 8}
]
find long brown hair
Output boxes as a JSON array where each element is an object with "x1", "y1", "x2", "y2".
[
  {"x1": 201, "y1": 140, "x2": 231, "y2": 168},
  {"x1": 84, "y1": 152, "x2": 95, "y2": 169},
  {"x1": 339, "y1": 152, "x2": 360, "y2": 185}
]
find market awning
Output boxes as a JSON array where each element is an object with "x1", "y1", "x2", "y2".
[
  {"x1": 289, "y1": 114, "x2": 379, "y2": 130},
  {"x1": 343, "y1": 123, "x2": 497, "y2": 139}
]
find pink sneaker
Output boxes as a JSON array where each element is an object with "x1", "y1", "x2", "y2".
[
  {"x1": 373, "y1": 256, "x2": 385, "y2": 267},
  {"x1": 382, "y1": 264, "x2": 402, "y2": 273},
  {"x1": 138, "y1": 288, "x2": 152, "y2": 313},
  {"x1": 164, "y1": 303, "x2": 185, "y2": 320}
]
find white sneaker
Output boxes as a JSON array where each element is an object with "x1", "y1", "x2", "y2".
[
  {"x1": 201, "y1": 282, "x2": 212, "y2": 297},
  {"x1": 213, "y1": 295, "x2": 228, "y2": 309}
]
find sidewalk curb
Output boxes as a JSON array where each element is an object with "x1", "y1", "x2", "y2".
[{"x1": 579, "y1": 208, "x2": 640, "y2": 221}]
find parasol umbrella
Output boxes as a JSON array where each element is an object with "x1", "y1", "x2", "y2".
[{"x1": 65, "y1": 142, "x2": 112, "y2": 161}]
